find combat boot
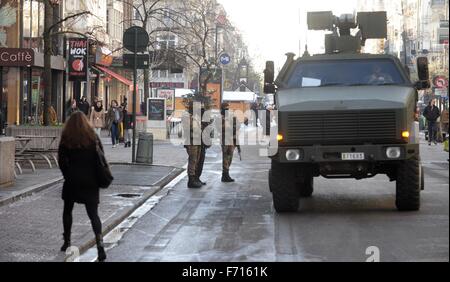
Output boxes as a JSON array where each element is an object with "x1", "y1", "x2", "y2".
[
  {"x1": 60, "y1": 233, "x2": 71, "y2": 252},
  {"x1": 221, "y1": 171, "x2": 235, "y2": 183},
  {"x1": 95, "y1": 234, "x2": 107, "y2": 262},
  {"x1": 188, "y1": 176, "x2": 202, "y2": 188},
  {"x1": 196, "y1": 176, "x2": 206, "y2": 185}
]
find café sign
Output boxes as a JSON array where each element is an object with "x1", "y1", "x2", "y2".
[{"x1": 0, "y1": 48, "x2": 35, "y2": 67}]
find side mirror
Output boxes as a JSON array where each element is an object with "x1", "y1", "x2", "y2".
[
  {"x1": 263, "y1": 61, "x2": 275, "y2": 94},
  {"x1": 415, "y1": 80, "x2": 431, "y2": 90},
  {"x1": 264, "y1": 61, "x2": 274, "y2": 84},
  {"x1": 417, "y1": 57, "x2": 430, "y2": 81},
  {"x1": 415, "y1": 57, "x2": 431, "y2": 90}
]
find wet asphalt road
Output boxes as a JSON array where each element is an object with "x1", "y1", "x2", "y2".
[{"x1": 93, "y1": 139, "x2": 448, "y2": 262}]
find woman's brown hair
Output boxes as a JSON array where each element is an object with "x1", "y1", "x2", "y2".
[{"x1": 60, "y1": 111, "x2": 97, "y2": 149}]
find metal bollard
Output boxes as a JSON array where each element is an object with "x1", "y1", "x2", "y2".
[{"x1": 135, "y1": 132, "x2": 153, "y2": 164}]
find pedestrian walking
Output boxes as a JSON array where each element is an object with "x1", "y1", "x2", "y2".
[
  {"x1": 90, "y1": 100, "x2": 105, "y2": 137},
  {"x1": 105, "y1": 100, "x2": 122, "y2": 148},
  {"x1": 251, "y1": 101, "x2": 259, "y2": 127},
  {"x1": 122, "y1": 107, "x2": 133, "y2": 148},
  {"x1": 58, "y1": 111, "x2": 106, "y2": 262},
  {"x1": 78, "y1": 96, "x2": 90, "y2": 116},
  {"x1": 221, "y1": 102, "x2": 240, "y2": 182},
  {"x1": 67, "y1": 99, "x2": 79, "y2": 117},
  {"x1": 423, "y1": 99, "x2": 440, "y2": 145},
  {"x1": 182, "y1": 102, "x2": 203, "y2": 188}
]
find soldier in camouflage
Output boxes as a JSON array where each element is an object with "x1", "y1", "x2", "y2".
[
  {"x1": 221, "y1": 103, "x2": 240, "y2": 182},
  {"x1": 182, "y1": 102, "x2": 203, "y2": 188},
  {"x1": 196, "y1": 107, "x2": 213, "y2": 185}
]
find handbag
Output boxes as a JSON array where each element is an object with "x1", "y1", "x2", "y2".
[{"x1": 95, "y1": 140, "x2": 114, "y2": 188}]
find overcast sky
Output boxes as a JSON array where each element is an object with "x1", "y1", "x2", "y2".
[{"x1": 218, "y1": 0, "x2": 358, "y2": 71}]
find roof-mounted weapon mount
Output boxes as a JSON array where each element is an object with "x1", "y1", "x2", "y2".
[{"x1": 307, "y1": 11, "x2": 387, "y2": 54}]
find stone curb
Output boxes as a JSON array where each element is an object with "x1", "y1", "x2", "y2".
[
  {"x1": 0, "y1": 177, "x2": 64, "y2": 208},
  {"x1": 0, "y1": 163, "x2": 184, "y2": 208}
]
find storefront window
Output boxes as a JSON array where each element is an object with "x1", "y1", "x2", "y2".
[
  {"x1": 0, "y1": 67, "x2": 19, "y2": 127},
  {"x1": 21, "y1": 68, "x2": 44, "y2": 125}
]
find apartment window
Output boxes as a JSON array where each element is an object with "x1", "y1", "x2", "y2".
[
  {"x1": 157, "y1": 34, "x2": 177, "y2": 49},
  {"x1": 22, "y1": 0, "x2": 45, "y2": 52}
]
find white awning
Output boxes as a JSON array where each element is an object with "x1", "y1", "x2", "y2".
[
  {"x1": 175, "y1": 88, "x2": 194, "y2": 98},
  {"x1": 223, "y1": 91, "x2": 256, "y2": 102}
]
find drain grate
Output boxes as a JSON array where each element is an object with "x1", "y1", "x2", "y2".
[{"x1": 114, "y1": 193, "x2": 142, "y2": 198}]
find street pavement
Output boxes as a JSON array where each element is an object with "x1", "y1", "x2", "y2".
[
  {"x1": 83, "y1": 133, "x2": 448, "y2": 262},
  {"x1": 0, "y1": 138, "x2": 186, "y2": 262}
]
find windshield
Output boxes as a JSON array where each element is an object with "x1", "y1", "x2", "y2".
[{"x1": 287, "y1": 59, "x2": 406, "y2": 88}]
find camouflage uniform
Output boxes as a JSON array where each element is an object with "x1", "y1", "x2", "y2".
[
  {"x1": 221, "y1": 106, "x2": 240, "y2": 182},
  {"x1": 182, "y1": 110, "x2": 203, "y2": 188},
  {"x1": 196, "y1": 116, "x2": 212, "y2": 184}
]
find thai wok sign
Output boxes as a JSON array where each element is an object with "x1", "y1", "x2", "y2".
[
  {"x1": 68, "y1": 38, "x2": 88, "y2": 81},
  {"x1": 0, "y1": 48, "x2": 34, "y2": 66}
]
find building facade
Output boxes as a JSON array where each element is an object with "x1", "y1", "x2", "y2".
[{"x1": 1, "y1": 0, "x2": 65, "y2": 129}]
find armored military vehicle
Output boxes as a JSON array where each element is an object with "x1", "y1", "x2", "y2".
[{"x1": 264, "y1": 11, "x2": 430, "y2": 212}]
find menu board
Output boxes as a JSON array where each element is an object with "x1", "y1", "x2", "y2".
[{"x1": 147, "y1": 98, "x2": 166, "y2": 121}]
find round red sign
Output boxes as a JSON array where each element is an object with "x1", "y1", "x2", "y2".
[{"x1": 433, "y1": 76, "x2": 448, "y2": 89}]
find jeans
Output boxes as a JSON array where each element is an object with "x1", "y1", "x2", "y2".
[
  {"x1": 110, "y1": 122, "x2": 119, "y2": 145},
  {"x1": 63, "y1": 200, "x2": 102, "y2": 236},
  {"x1": 428, "y1": 120, "x2": 437, "y2": 143},
  {"x1": 124, "y1": 129, "x2": 132, "y2": 143},
  {"x1": 94, "y1": 127, "x2": 102, "y2": 137}
]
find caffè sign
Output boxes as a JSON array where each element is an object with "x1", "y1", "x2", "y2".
[{"x1": 0, "y1": 48, "x2": 35, "y2": 67}]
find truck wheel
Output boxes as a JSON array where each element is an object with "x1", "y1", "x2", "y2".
[
  {"x1": 269, "y1": 161, "x2": 299, "y2": 212},
  {"x1": 396, "y1": 157, "x2": 420, "y2": 211},
  {"x1": 299, "y1": 175, "x2": 314, "y2": 198}
]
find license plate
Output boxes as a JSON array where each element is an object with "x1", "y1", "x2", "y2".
[{"x1": 341, "y1": 152, "x2": 365, "y2": 160}]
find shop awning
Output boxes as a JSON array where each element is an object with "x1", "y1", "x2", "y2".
[{"x1": 95, "y1": 65, "x2": 132, "y2": 87}]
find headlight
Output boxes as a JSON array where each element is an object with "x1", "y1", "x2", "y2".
[
  {"x1": 286, "y1": 149, "x2": 301, "y2": 161},
  {"x1": 386, "y1": 147, "x2": 401, "y2": 159}
]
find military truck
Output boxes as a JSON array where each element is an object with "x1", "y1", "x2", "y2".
[{"x1": 264, "y1": 11, "x2": 430, "y2": 212}]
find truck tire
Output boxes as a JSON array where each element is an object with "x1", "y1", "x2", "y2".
[
  {"x1": 396, "y1": 157, "x2": 420, "y2": 211},
  {"x1": 269, "y1": 161, "x2": 299, "y2": 212},
  {"x1": 299, "y1": 174, "x2": 314, "y2": 198}
]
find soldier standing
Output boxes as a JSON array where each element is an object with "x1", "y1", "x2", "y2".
[
  {"x1": 221, "y1": 103, "x2": 239, "y2": 182},
  {"x1": 196, "y1": 107, "x2": 212, "y2": 185},
  {"x1": 182, "y1": 102, "x2": 203, "y2": 188}
]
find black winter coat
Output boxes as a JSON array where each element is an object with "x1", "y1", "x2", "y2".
[
  {"x1": 123, "y1": 111, "x2": 133, "y2": 130},
  {"x1": 58, "y1": 137, "x2": 103, "y2": 204},
  {"x1": 423, "y1": 105, "x2": 440, "y2": 122},
  {"x1": 78, "y1": 100, "x2": 90, "y2": 116}
]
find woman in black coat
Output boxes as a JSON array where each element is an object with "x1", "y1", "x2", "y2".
[{"x1": 58, "y1": 111, "x2": 106, "y2": 262}]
